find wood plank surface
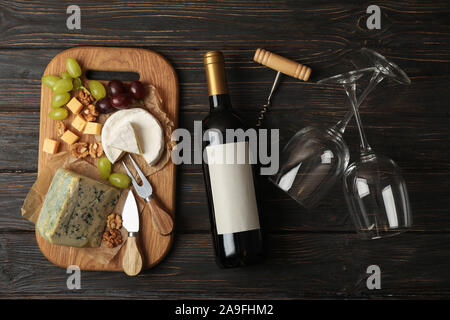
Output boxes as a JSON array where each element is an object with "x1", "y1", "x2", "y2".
[
  {"x1": 1, "y1": 232, "x2": 450, "y2": 299},
  {"x1": 0, "y1": 0, "x2": 449, "y2": 299}
]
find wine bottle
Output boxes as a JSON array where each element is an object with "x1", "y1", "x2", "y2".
[{"x1": 202, "y1": 51, "x2": 265, "y2": 268}]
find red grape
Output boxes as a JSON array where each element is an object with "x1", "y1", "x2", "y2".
[
  {"x1": 96, "y1": 97, "x2": 115, "y2": 114},
  {"x1": 110, "y1": 93, "x2": 133, "y2": 109},
  {"x1": 107, "y1": 80, "x2": 126, "y2": 97},
  {"x1": 129, "y1": 81, "x2": 145, "y2": 99}
]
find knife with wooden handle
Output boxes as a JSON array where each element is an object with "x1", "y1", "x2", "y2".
[
  {"x1": 122, "y1": 155, "x2": 174, "y2": 236},
  {"x1": 122, "y1": 189, "x2": 143, "y2": 276}
]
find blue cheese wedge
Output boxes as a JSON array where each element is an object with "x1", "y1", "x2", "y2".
[
  {"x1": 110, "y1": 122, "x2": 142, "y2": 155},
  {"x1": 37, "y1": 168, "x2": 121, "y2": 248}
]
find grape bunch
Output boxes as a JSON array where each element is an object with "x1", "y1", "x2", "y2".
[
  {"x1": 41, "y1": 58, "x2": 84, "y2": 120},
  {"x1": 42, "y1": 57, "x2": 109, "y2": 120},
  {"x1": 96, "y1": 79, "x2": 146, "y2": 113},
  {"x1": 42, "y1": 57, "x2": 147, "y2": 117},
  {"x1": 42, "y1": 58, "x2": 101, "y2": 120}
]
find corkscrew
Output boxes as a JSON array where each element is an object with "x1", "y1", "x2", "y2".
[{"x1": 253, "y1": 48, "x2": 312, "y2": 127}]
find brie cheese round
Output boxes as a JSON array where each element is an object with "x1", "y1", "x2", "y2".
[{"x1": 102, "y1": 108, "x2": 164, "y2": 165}]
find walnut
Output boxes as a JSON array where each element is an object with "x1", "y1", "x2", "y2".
[
  {"x1": 56, "y1": 121, "x2": 66, "y2": 137},
  {"x1": 82, "y1": 104, "x2": 99, "y2": 122},
  {"x1": 102, "y1": 229, "x2": 123, "y2": 248},
  {"x1": 89, "y1": 142, "x2": 103, "y2": 158},
  {"x1": 107, "y1": 213, "x2": 122, "y2": 230},
  {"x1": 70, "y1": 142, "x2": 89, "y2": 158},
  {"x1": 78, "y1": 90, "x2": 95, "y2": 106}
]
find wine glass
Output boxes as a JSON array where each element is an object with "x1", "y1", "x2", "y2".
[
  {"x1": 270, "y1": 48, "x2": 410, "y2": 209},
  {"x1": 269, "y1": 68, "x2": 371, "y2": 209},
  {"x1": 319, "y1": 68, "x2": 412, "y2": 239},
  {"x1": 269, "y1": 124, "x2": 349, "y2": 208},
  {"x1": 331, "y1": 48, "x2": 411, "y2": 134}
]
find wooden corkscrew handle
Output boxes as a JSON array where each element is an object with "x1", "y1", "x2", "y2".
[{"x1": 254, "y1": 48, "x2": 312, "y2": 81}]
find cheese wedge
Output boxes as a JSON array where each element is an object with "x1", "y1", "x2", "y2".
[
  {"x1": 37, "y1": 169, "x2": 121, "y2": 248},
  {"x1": 102, "y1": 108, "x2": 164, "y2": 165},
  {"x1": 110, "y1": 122, "x2": 142, "y2": 155}
]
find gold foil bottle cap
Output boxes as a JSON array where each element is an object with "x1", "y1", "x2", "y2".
[
  {"x1": 204, "y1": 51, "x2": 224, "y2": 65},
  {"x1": 204, "y1": 51, "x2": 228, "y2": 96}
]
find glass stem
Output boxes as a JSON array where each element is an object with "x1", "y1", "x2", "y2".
[
  {"x1": 333, "y1": 110, "x2": 353, "y2": 135},
  {"x1": 343, "y1": 82, "x2": 373, "y2": 156},
  {"x1": 332, "y1": 70, "x2": 384, "y2": 135}
]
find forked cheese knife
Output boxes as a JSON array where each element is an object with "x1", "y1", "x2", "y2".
[
  {"x1": 122, "y1": 155, "x2": 174, "y2": 236},
  {"x1": 122, "y1": 189, "x2": 143, "y2": 276}
]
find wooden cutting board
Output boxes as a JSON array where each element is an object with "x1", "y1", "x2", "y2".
[{"x1": 36, "y1": 47, "x2": 178, "y2": 271}]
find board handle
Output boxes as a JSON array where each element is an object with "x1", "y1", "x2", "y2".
[
  {"x1": 254, "y1": 48, "x2": 312, "y2": 81},
  {"x1": 145, "y1": 197, "x2": 174, "y2": 236},
  {"x1": 122, "y1": 235, "x2": 143, "y2": 276}
]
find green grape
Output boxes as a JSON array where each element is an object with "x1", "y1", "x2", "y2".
[
  {"x1": 53, "y1": 78, "x2": 73, "y2": 93},
  {"x1": 66, "y1": 58, "x2": 82, "y2": 78},
  {"x1": 42, "y1": 75, "x2": 61, "y2": 89},
  {"x1": 89, "y1": 80, "x2": 106, "y2": 100},
  {"x1": 73, "y1": 77, "x2": 82, "y2": 90},
  {"x1": 51, "y1": 92, "x2": 71, "y2": 108},
  {"x1": 60, "y1": 71, "x2": 72, "y2": 80},
  {"x1": 48, "y1": 108, "x2": 69, "y2": 120},
  {"x1": 97, "y1": 157, "x2": 112, "y2": 180},
  {"x1": 109, "y1": 173, "x2": 131, "y2": 189}
]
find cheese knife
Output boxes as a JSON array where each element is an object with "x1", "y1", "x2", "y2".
[
  {"x1": 121, "y1": 189, "x2": 143, "y2": 276},
  {"x1": 122, "y1": 155, "x2": 174, "y2": 236}
]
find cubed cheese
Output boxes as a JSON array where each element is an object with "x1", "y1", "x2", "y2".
[
  {"x1": 84, "y1": 122, "x2": 102, "y2": 135},
  {"x1": 66, "y1": 97, "x2": 84, "y2": 114},
  {"x1": 37, "y1": 168, "x2": 121, "y2": 247},
  {"x1": 61, "y1": 130, "x2": 79, "y2": 145},
  {"x1": 71, "y1": 115, "x2": 87, "y2": 132},
  {"x1": 43, "y1": 138, "x2": 60, "y2": 154}
]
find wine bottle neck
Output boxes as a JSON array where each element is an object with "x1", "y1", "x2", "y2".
[
  {"x1": 209, "y1": 94, "x2": 232, "y2": 111},
  {"x1": 204, "y1": 51, "x2": 229, "y2": 111}
]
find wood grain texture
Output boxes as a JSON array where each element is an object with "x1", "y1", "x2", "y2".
[
  {"x1": 146, "y1": 198, "x2": 174, "y2": 236},
  {"x1": 254, "y1": 48, "x2": 312, "y2": 81},
  {"x1": 0, "y1": 0, "x2": 449, "y2": 299},
  {"x1": 1, "y1": 232, "x2": 450, "y2": 299},
  {"x1": 36, "y1": 47, "x2": 179, "y2": 271},
  {"x1": 122, "y1": 236, "x2": 143, "y2": 276}
]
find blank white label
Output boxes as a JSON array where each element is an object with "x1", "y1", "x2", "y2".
[{"x1": 206, "y1": 141, "x2": 260, "y2": 235}]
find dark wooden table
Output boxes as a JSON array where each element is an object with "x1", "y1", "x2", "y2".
[{"x1": 1, "y1": 0, "x2": 449, "y2": 299}]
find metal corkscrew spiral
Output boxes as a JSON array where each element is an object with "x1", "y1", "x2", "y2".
[
  {"x1": 253, "y1": 48, "x2": 311, "y2": 128},
  {"x1": 256, "y1": 71, "x2": 282, "y2": 128}
]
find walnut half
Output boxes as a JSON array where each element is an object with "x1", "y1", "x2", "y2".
[
  {"x1": 82, "y1": 104, "x2": 99, "y2": 122},
  {"x1": 89, "y1": 142, "x2": 104, "y2": 158},
  {"x1": 102, "y1": 229, "x2": 123, "y2": 248},
  {"x1": 70, "y1": 142, "x2": 89, "y2": 158},
  {"x1": 56, "y1": 121, "x2": 66, "y2": 137},
  {"x1": 107, "y1": 213, "x2": 122, "y2": 230},
  {"x1": 78, "y1": 90, "x2": 95, "y2": 107}
]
